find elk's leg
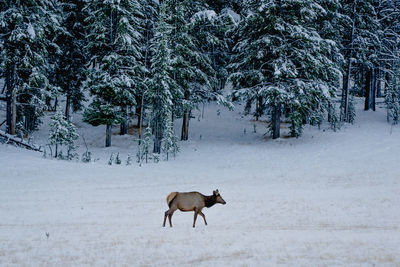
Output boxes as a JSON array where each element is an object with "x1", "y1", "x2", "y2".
[
  {"x1": 199, "y1": 211, "x2": 207, "y2": 225},
  {"x1": 168, "y1": 213, "x2": 174, "y2": 227},
  {"x1": 193, "y1": 211, "x2": 198, "y2": 228},
  {"x1": 163, "y1": 210, "x2": 169, "y2": 227}
]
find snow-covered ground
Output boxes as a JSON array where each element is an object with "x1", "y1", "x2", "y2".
[{"x1": 1, "y1": 99, "x2": 400, "y2": 266}]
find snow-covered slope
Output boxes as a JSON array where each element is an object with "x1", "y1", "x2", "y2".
[{"x1": 1, "y1": 99, "x2": 400, "y2": 266}]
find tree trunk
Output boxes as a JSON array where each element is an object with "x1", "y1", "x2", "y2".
[
  {"x1": 5, "y1": 65, "x2": 13, "y2": 135},
  {"x1": 181, "y1": 109, "x2": 190, "y2": 141},
  {"x1": 106, "y1": 124, "x2": 112, "y2": 147},
  {"x1": 55, "y1": 143, "x2": 58, "y2": 158},
  {"x1": 364, "y1": 68, "x2": 376, "y2": 111},
  {"x1": 376, "y1": 68, "x2": 382, "y2": 98},
  {"x1": 138, "y1": 93, "x2": 145, "y2": 140},
  {"x1": 65, "y1": 93, "x2": 71, "y2": 121},
  {"x1": 11, "y1": 91, "x2": 16, "y2": 135},
  {"x1": 153, "y1": 112, "x2": 162, "y2": 153},
  {"x1": 53, "y1": 97, "x2": 58, "y2": 111},
  {"x1": 136, "y1": 104, "x2": 141, "y2": 128},
  {"x1": 272, "y1": 103, "x2": 281, "y2": 139},
  {"x1": 6, "y1": 92, "x2": 12, "y2": 134},
  {"x1": 120, "y1": 105, "x2": 128, "y2": 135},
  {"x1": 255, "y1": 100, "x2": 259, "y2": 121}
]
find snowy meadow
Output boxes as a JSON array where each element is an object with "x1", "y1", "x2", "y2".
[
  {"x1": 1, "y1": 101, "x2": 400, "y2": 266},
  {"x1": 2, "y1": 0, "x2": 400, "y2": 265}
]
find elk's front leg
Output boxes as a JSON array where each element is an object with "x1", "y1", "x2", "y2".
[
  {"x1": 193, "y1": 211, "x2": 198, "y2": 228},
  {"x1": 199, "y1": 211, "x2": 207, "y2": 225}
]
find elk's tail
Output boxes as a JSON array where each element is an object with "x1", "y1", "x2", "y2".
[{"x1": 166, "y1": 192, "x2": 178, "y2": 207}]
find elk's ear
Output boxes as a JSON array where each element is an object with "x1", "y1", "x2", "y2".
[
  {"x1": 213, "y1": 190, "x2": 216, "y2": 195},
  {"x1": 215, "y1": 189, "x2": 219, "y2": 194}
]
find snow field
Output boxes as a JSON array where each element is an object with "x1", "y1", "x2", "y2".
[{"x1": 1, "y1": 100, "x2": 400, "y2": 266}]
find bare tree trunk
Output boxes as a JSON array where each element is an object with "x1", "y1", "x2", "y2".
[
  {"x1": 65, "y1": 89, "x2": 71, "y2": 121},
  {"x1": 364, "y1": 68, "x2": 376, "y2": 111},
  {"x1": 120, "y1": 105, "x2": 128, "y2": 135},
  {"x1": 376, "y1": 67, "x2": 382, "y2": 98},
  {"x1": 106, "y1": 124, "x2": 112, "y2": 147},
  {"x1": 5, "y1": 65, "x2": 13, "y2": 134},
  {"x1": 255, "y1": 100, "x2": 259, "y2": 121},
  {"x1": 136, "y1": 104, "x2": 141, "y2": 128},
  {"x1": 272, "y1": 103, "x2": 281, "y2": 139},
  {"x1": 153, "y1": 112, "x2": 162, "y2": 153},
  {"x1": 11, "y1": 91, "x2": 16, "y2": 135},
  {"x1": 53, "y1": 97, "x2": 58, "y2": 111},
  {"x1": 138, "y1": 93, "x2": 145, "y2": 140},
  {"x1": 181, "y1": 109, "x2": 190, "y2": 141}
]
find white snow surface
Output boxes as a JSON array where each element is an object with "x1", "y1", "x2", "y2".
[{"x1": 1, "y1": 100, "x2": 400, "y2": 266}]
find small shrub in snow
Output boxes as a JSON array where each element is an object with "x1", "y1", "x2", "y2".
[
  {"x1": 152, "y1": 153, "x2": 160, "y2": 163},
  {"x1": 115, "y1": 153, "x2": 121, "y2": 165},
  {"x1": 126, "y1": 154, "x2": 133, "y2": 165},
  {"x1": 347, "y1": 97, "x2": 356, "y2": 124},
  {"x1": 136, "y1": 126, "x2": 152, "y2": 164},
  {"x1": 108, "y1": 153, "x2": 114, "y2": 165},
  {"x1": 48, "y1": 108, "x2": 79, "y2": 159},
  {"x1": 81, "y1": 151, "x2": 92, "y2": 163},
  {"x1": 42, "y1": 148, "x2": 47, "y2": 158},
  {"x1": 161, "y1": 117, "x2": 179, "y2": 161}
]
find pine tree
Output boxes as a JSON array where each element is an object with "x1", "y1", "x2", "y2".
[
  {"x1": 48, "y1": 108, "x2": 79, "y2": 159},
  {"x1": 229, "y1": 0, "x2": 341, "y2": 138},
  {"x1": 340, "y1": 0, "x2": 381, "y2": 112},
  {"x1": 52, "y1": 0, "x2": 88, "y2": 121},
  {"x1": 162, "y1": 112, "x2": 179, "y2": 160},
  {"x1": 165, "y1": 0, "x2": 227, "y2": 141},
  {"x1": 148, "y1": 2, "x2": 175, "y2": 153},
  {"x1": 136, "y1": 125, "x2": 153, "y2": 164},
  {"x1": 0, "y1": 0, "x2": 60, "y2": 134},
  {"x1": 83, "y1": 0, "x2": 144, "y2": 146}
]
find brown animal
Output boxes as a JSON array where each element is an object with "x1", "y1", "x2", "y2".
[{"x1": 163, "y1": 189, "x2": 226, "y2": 228}]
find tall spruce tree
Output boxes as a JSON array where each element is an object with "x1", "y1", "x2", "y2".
[
  {"x1": 52, "y1": 0, "x2": 88, "y2": 121},
  {"x1": 0, "y1": 0, "x2": 59, "y2": 134},
  {"x1": 83, "y1": 0, "x2": 144, "y2": 147},
  {"x1": 148, "y1": 1, "x2": 176, "y2": 153},
  {"x1": 230, "y1": 0, "x2": 341, "y2": 138}
]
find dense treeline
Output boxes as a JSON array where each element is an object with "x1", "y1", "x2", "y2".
[{"x1": 1, "y1": 0, "x2": 400, "y2": 155}]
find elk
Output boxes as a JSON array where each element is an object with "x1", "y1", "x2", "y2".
[{"x1": 163, "y1": 189, "x2": 226, "y2": 228}]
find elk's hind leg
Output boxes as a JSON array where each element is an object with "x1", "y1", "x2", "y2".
[
  {"x1": 163, "y1": 208, "x2": 176, "y2": 227},
  {"x1": 163, "y1": 210, "x2": 169, "y2": 227},
  {"x1": 168, "y1": 212, "x2": 174, "y2": 227}
]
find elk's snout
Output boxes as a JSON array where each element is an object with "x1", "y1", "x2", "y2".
[{"x1": 219, "y1": 197, "x2": 226, "y2": 205}]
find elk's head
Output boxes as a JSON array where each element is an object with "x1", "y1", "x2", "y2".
[{"x1": 213, "y1": 189, "x2": 226, "y2": 205}]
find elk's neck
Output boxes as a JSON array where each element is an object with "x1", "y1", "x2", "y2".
[{"x1": 204, "y1": 195, "x2": 217, "y2": 208}]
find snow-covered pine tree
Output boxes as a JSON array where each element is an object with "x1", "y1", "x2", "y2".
[
  {"x1": 191, "y1": 3, "x2": 238, "y2": 93},
  {"x1": 161, "y1": 112, "x2": 179, "y2": 160},
  {"x1": 135, "y1": 0, "x2": 157, "y2": 136},
  {"x1": 147, "y1": 1, "x2": 175, "y2": 153},
  {"x1": 136, "y1": 125, "x2": 153, "y2": 164},
  {"x1": 339, "y1": 0, "x2": 381, "y2": 112},
  {"x1": 0, "y1": 0, "x2": 59, "y2": 134},
  {"x1": 48, "y1": 108, "x2": 79, "y2": 159},
  {"x1": 381, "y1": 0, "x2": 400, "y2": 123},
  {"x1": 51, "y1": 0, "x2": 88, "y2": 121},
  {"x1": 83, "y1": 0, "x2": 144, "y2": 146},
  {"x1": 229, "y1": 0, "x2": 341, "y2": 138},
  {"x1": 165, "y1": 0, "x2": 232, "y2": 141}
]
